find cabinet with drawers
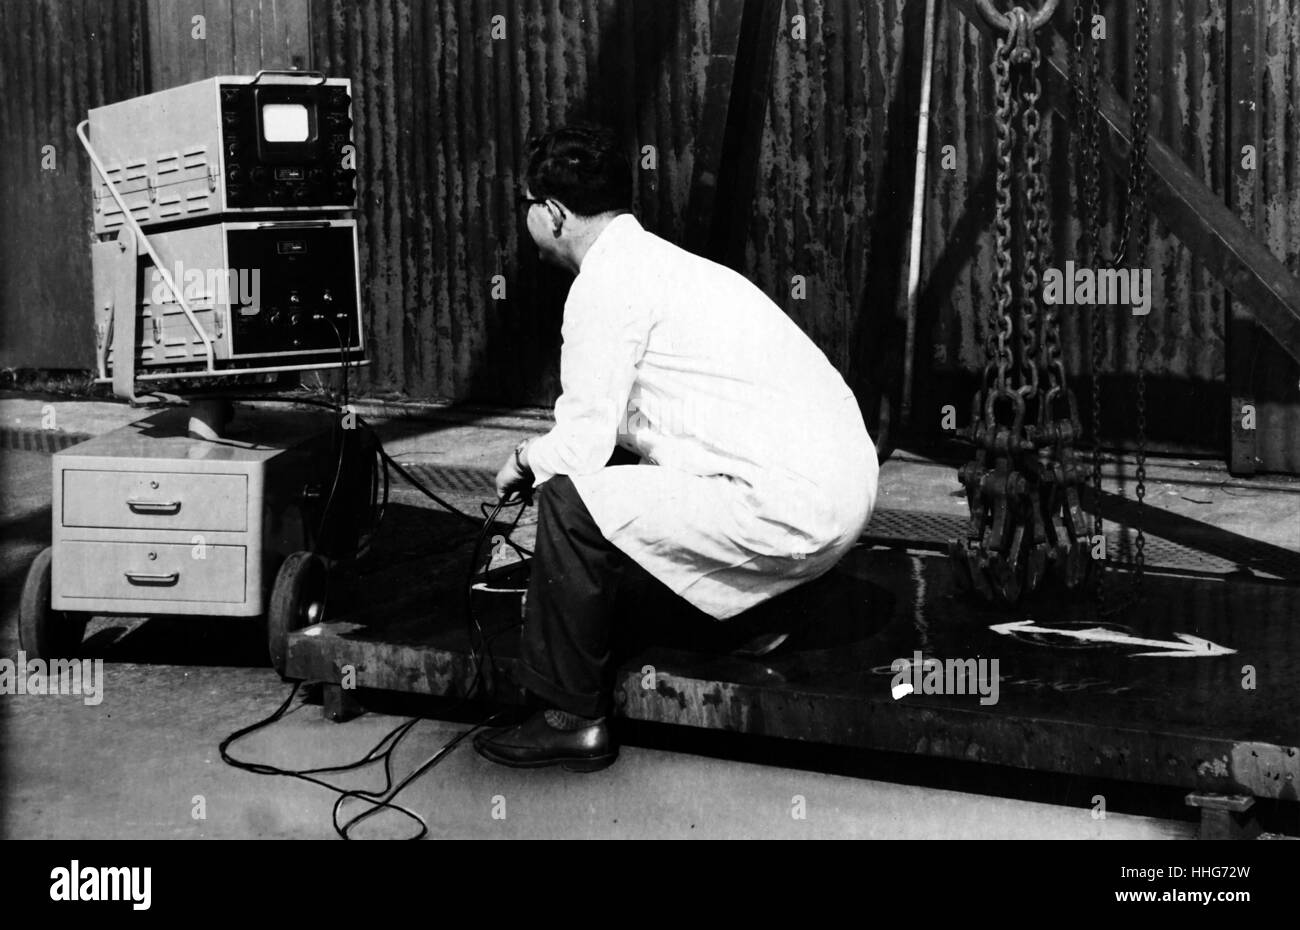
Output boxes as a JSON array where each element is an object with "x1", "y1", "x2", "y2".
[{"x1": 50, "y1": 406, "x2": 338, "y2": 618}]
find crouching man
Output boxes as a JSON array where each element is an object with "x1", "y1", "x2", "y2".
[{"x1": 475, "y1": 125, "x2": 878, "y2": 771}]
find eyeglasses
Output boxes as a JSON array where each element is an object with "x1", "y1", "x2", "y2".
[{"x1": 516, "y1": 192, "x2": 548, "y2": 212}]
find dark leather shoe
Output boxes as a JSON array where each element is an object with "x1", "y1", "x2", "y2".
[{"x1": 474, "y1": 710, "x2": 617, "y2": 772}]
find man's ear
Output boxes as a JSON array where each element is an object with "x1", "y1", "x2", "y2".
[{"x1": 545, "y1": 200, "x2": 566, "y2": 237}]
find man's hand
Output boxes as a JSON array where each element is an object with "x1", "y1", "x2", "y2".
[{"x1": 495, "y1": 440, "x2": 533, "y2": 501}]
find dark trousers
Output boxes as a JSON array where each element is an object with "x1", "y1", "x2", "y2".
[
  {"x1": 516, "y1": 467, "x2": 821, "y2": 717},
  {"x1": 516, "y1": 471, "x2": 703, "y2": 716}
]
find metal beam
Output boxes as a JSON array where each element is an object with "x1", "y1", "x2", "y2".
[
  {"x1": 1226, "y1": 0, "x2": 1261, "y2": 474},
  {"x1": 948, "y1": 0, "x2": 1300, "y2": 367}
]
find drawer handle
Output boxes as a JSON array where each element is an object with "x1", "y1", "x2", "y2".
[
  {"x1": 124, "y1": 570, "x2": 180, "y2": 586},
  {"x1": 126, "y1": 498, "x2": 181, "y2": 515}
]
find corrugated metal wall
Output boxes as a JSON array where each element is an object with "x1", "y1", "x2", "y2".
[
  {"x1": 147, "y1": 0, "x2": 311, "y2": 88},
  {"x1": 2, "y1": 1, "x2": 1297, "y2": 464},
  {"x1": 0, "y1": 0, "x2": 311, "y2": 372},
  {"x1": 309, "y1": 0, "x2": 892, "y2": 405},
  {"x1": 314, "y1": 0, "x2": 1299, "y2": 463},
  {"x1": 751, "y1": 0, "x2": 902, "y2": 375},
  {"x1": 0, "y1": 0, "x2": 150, "y2": 370},
  {"x1": 784, "y1": 0, "x2": 1298, "y2": 465},
  {"x1": 752, "y1": 0, "x2": 1297, "y2": 464},
  {"x1": 914, "y1": 0, "x2": 1232, "y2": 453},
  {"x1": 1228, "y1": 0, "x2": 1300, "y2": 471},
  {"x1": 309, "y1": 0, "x2": 729, "y2": 404}
]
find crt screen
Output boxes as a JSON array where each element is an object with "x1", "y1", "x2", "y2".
[{"x1": 261, "y1": 103, "x2": 310, "y2": 142}]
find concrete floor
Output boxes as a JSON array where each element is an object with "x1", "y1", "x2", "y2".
[{"x1": 7, "y1": 391, "x2": 1291, "y2": 839}]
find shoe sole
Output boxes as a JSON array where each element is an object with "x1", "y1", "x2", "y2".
[
  {"x1": 474, "y1": 742, "x2": 618, "y2": 772},
  {"x1": 732, "y1": 631, "x2": 790, "y2": 658}
]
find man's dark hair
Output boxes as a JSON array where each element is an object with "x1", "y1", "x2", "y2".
[{"x1": 525, "y1": 124, "x2": 633, "y2": 218}]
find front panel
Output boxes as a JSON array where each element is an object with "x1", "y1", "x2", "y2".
[
  {"x1": 89, "y1": 74, "x2": 356, "y2": 234},
  {"x1": 222, "y1": 78, "x2": 356, "y2": 209},
  {"x1": 100, "y1": 220, "x2": 363, "y2": 374},
  {"x1": 226, "y1": 222, "x2": 362, "y2": 359}
]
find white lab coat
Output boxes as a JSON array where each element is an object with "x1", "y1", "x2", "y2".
[{"x1": 526, "y1": 214, "x2": 878, "y2": 620}]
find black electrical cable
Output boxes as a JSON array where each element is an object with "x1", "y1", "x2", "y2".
[
  {"x1": 219, "y1": 482, "x2": 522, "y2": 840},
  {"x1": 220, "y1": 483, "x2": 522, "y2": 841},
  {"x1": 478, "y1": 501, "x2": 534, "y2": 559},
  {"x1": 215, "y1": 390, "x2": 533, "y2": 839},
  {"x1": 308, "y1": 316, "x2": 360, "y2": 559},
  {"x1": 219, "y1": 680, "x2": 507, "y2": 840},
  {"x1": 314, "y1": 317, "x2": 368, "y2": 557},
  {"x1": 378, "y1": 447, "x2": 483, "y2": 526},
  {"x1": 219, "y1": 393, "x2": 526, "y2": 645},
  {"x1": 464, "y1": 494, "x2": 531, "y2": 674},
  {"x1": 219, "y1": 393, "x2": 482, "y2": 526},
  {"x1": 220, "y1": 507, "x2": 521, "y2": 842},
  {"x1": 355, "y1": 446, "x2": 388, "y2": 559},
  {"x1": 310, "y1": 419, "x2": 349, "y2": 557},
  {"x1": 314, "y1": 313, "x2": 352, "y2": 408}
]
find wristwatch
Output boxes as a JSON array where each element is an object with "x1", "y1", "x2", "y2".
[{"x1": 514, "y1": 438, "x2": 533, "y2": 475}]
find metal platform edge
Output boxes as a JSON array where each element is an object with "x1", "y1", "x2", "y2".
[{"x1": 286, "y1": 621, "x2": 1300, "y2": 803}]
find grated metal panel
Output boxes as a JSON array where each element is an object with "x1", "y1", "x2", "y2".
[
  {"x1": 396, "y1": 462, "x2": 495, "y2": 495},
  {"x1": 391, "y1": 461, "x2": 1300, "y2": 582},
  {"x1": 863, "y1": 508, "x2": 1300, "y2": 581},
  {"x1": 0, "y1": 428, "x2": 91, "y2": 455}
]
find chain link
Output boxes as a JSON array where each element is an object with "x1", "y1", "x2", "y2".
[
  {"x1": 1018, "y1": 39, "x2": 1046, "y2": 402},
  {"x1": 1021, "y1": 40, "x2": 1056, "y2": 407},
  {"x1": 1131, "y1": 0, "x2": 1150, "y2": 590},
  {"x1": 1074, "y1": 2, "x2": 1102, "y2": 606},
  {"x1": 1072, "y1": 0, "x2": 1151, "y2": 609},
  {"x1": 1088, "y1": 0, "x2": 1107, "y2": 257},
  {"x1": 991, "y1": 31, "x2": 1019, "y2": 404}
]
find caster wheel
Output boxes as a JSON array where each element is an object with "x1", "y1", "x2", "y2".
[
  {"x1": 19, "y1": 547, "x2": 88, "y2": 661},
  {"x1": 266, "y1": 551, "x2": 328, "y2": 676}
]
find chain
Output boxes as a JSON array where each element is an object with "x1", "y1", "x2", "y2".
[
  {"x1": 991, "y1": 30, "x2": 1019, "y2": 403},
  {"x1": 953, "y1": 3, "x2": 1078, "y2": 606},
  {"x1": 1077, "y1": 0, "x2": 1149, "y2": 268},
  {"x1": 1131, "y1": 0, "x2": 1150, "y2": 590},
  {"x1": 1021, "y1": 40, "x2": 1055, "y2": 402},
  {"x1": 1072, "y1": 0, "x2": 1152, "y2": 609},
  {"x1": 1017, "y1": 38, "x2": 1045, "y2": 402},
  {"x1": 1114, "y1": 0, "x2": 1150, "y2": 268},
  {"x1": 1082, "y1": 0, "x2": 1103, "y2": 260},
  {"x1": 1076, "y1": 0, "x2": 1097, "y2": 258},
  {"x1": 1074, "y1": 1, "x2": 1107, "y2": 606}
]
